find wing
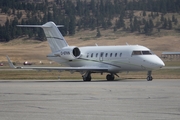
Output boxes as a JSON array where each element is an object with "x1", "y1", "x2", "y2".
[{"x1": 6, "y1": 56, "x2": 108, "y2": 72}]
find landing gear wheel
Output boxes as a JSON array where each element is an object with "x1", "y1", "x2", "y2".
[
  {"x1": 147, "y1": 76, "x2": 153, "y2": 81},
  {"x1": 147, "y1": 71, "x2": 153, "y2": 81},
  {"x1": 82, "y1": 72, "x2": 91, "y2": 81},
  {"x1": 83, "y1": 76, "x2": 91, "y2": 81},
  {"x1": 106, "y1": 74, "x2": 115, "y2": 81}
]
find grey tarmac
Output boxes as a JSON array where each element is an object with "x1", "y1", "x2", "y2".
[{"x1": 0, "y1": 79, "x2": 180, "y2": 120}]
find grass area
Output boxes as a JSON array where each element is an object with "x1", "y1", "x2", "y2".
[
  {"x1": 0, "y1": 70, "x2": 82, "y2": 80},
  {"x1": 163, "y1": 61, "x2": 180, "y2": 66},
  {"x1": 0, "y1": 68, "x2": 180, "y2": 80},
  {"x1": 0, "y1": 57, "x2": 180, "y2": 80}
]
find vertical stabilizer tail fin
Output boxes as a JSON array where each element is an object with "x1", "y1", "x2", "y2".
[{"x1": 17, "y1": 22, "x2": 69, "y2": 52}]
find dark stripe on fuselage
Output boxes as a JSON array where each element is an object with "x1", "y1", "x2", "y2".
[
  {"x1": 79, "y1": 58, "x2": 121, "y2": 69},
  {"x1": 46, "y1": 56, "x2": 121, "y2": 69}
]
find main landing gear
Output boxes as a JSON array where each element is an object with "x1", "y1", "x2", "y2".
[
  {"x1": 82, "y1": 71, "x2": 153, "y2": 81},
  {"x1": 147, "y1": 71, "x2": 153, "y2": 81},
  {"x1": 82, "y1": 72, "x2": 91, "y2": 81},
  {"x1": 106, "y1": 74, "x2": 115, "y2": 81},
  {"x1": 82, "y1": 72, "x2": 116, "y2": 81}
]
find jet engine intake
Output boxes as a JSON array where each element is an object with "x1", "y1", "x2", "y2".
[{"x1": 57, "y1": 46, "x2": 81, "y2": 60}]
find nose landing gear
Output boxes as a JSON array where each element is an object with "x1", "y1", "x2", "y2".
[{"x1": 147, "y1": 71, "x2": 153, "y2": 81}]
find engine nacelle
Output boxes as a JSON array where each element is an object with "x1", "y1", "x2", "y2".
[{"x1": 55, "y1": 46, "x2": 81, "y2": 60}]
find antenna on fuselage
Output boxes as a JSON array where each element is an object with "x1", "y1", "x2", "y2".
[{"x1": 126, "y1": 42, "x2": 129, "y2": 45}]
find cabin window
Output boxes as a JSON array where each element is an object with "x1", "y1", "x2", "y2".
[
  {"x1": 110, "y1": 53, "x2": 112, "y2": 57},
  {"x1": 100, "y1": 53, "x2": 104, "y2": 57},
  {"x1": 87, "y1": 53, "x2": 89, "y2": 58},
  {"x1": 119, "y1": 53, "x2": 122, "y2": 57},
  {"x1": 105, "y1": 53, "x2": 108, "y2": 57},
  {"x1": 115, "y1": 53, "x2": 117, "y2": 57},
  {"x1": 91, "y1": 53, "x2": 93, "y2": 57},
  {"x1": 96, "y1": 53, "x2": 98, "y2": 57}
]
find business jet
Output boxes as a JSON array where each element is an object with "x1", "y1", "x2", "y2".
[{"x1": 7, "y1": 21, "x2": 165, "y2": 81}]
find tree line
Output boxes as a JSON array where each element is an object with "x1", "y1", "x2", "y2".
[{"x1": 0, "y1": 0, "x2": 179, "y2": 42}]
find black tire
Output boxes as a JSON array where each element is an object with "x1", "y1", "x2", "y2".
[
  {"x1": 106, "y1": 74, "x2": 115, "y2": 81},
  {"x1": 147, "y1": 76, "x2": 153, "y2": 81},
  {"x1": 83, "y1": 76, "x2": 91, "y2": 81}
]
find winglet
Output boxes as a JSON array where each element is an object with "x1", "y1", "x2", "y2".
[{"x1": 6, "y1": 56, "x2": 16, "y2": 69}]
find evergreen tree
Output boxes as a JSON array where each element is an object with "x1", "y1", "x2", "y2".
[
  {"x1": 143, "y1": 10, "x2": 146, "y2": 16},
  {"x1": 28, "y1": 29, "x2": 33, "y2": 38},
  {"x1": 76, "y1": 0, "x2": 83, "y2": 16},
  {"x1": 69, "y1": 16, "x2": 76, "y2": 35},
  {"x1": 130, "y1": 22, "x2": 134, "y2": 32},
  {"x1": 144, "y1": 21, "x2": 149, "y2": 34},
  {"x1": 172, "y1": 15, "x2": 175, "y2": 22},
  {"x1": 113, "y1": 26, "x2": 117, "y2": 32},
  {"x1": 37, "y1": 29, "x2": 45, "y2": 41},
  {"x1": 116, "y1": 15, "x2": 125, "y2": 29},
  {"x1": 174, "y1": 18, "x2": 178, "y2": 25},
  {"x1": 107, "y1": 18, "x2": 112, "y2": 28},
  {"x1": 168, "y1": 18, "x2": 172, "y2": 30},
  {"x1": 133, "y1": 17, "x2": 138, "y2": 31},
  {"x1": 96, "y1": 27, "x2": 101, "y2": 37},
  {"x1": 102, "y1": 19, "x2": 107, "y2": 30},
  {"x1": 161, "y1": 0, "x2": 167, "y2": 14},
  {"x1": 90, "y1": 0, "x2": 96, "y2": 14},
  {"x1": 17, "y1": 11, "x2": 22, "y2": 19},
  {"x1": 163, "y1": 18, "x2": 168, "y2": 29},
  {"x1": 47, "y1": 12, "x2": 53, "y2": 21},
  {"x1": 160, "y1": 14, "x2": 164, "y2": 22},
  {"x1": 149, "y1": 19, "x2": 154, "y2": 32}
]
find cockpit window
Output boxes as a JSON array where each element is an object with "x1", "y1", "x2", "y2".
[
  {"x1": 132, "y1": 51, "x2": 142, "y2": 55},
  {"x1": 142, "y1": 51, "x2": 152, "y2": 55},
  {"x1": 132, "y1": 50, "x2": 153, "y2": 56}
]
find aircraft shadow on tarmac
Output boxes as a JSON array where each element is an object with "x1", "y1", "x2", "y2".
[
  {"x1": 32, "y1": 79, "x2": 140, "y2": 83},
  {"x1": 0, "y1": 79, "x2": 145, "y2": 83},
  {"x1": 35, "y1": 78, "x2": 146, "y2": 82}
]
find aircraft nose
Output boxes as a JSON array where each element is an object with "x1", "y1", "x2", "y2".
[
  {"x1": 156, "y1": 60, "x2": 165, "y2": 68},
  {"x1": 144, "y1": 56, "x2": 165, "y2": 69}
]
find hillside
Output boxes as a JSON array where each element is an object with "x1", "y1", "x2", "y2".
[{"x1": 0, "y1": 0, "x2": 180, "y2": 42}]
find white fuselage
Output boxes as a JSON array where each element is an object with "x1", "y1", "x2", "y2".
[{"x1": 47, "y1": 45, "x2": 165, "y2": 73}]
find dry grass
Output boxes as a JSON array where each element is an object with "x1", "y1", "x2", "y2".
[{"x1": 0, "y1": 69, "x2": 180, "y2": 80}]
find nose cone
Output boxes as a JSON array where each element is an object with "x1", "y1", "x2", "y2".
[
  {"x1": 142, "y1": 55, "x2": 165, "y2": 69},
  {"x1": 156, "y1": 59, "x2": 165, "y2": 68},
  {"x1": 150, "y1": 56, "x2": 165, "y2": 69}
]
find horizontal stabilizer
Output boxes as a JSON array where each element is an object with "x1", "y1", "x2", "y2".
[
  {"x1": 17, "y1": 25, "x2": 64, "y2": 28},
  {"x1": 6, "y1": 55, "x2": 16, "y2": 69}
]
